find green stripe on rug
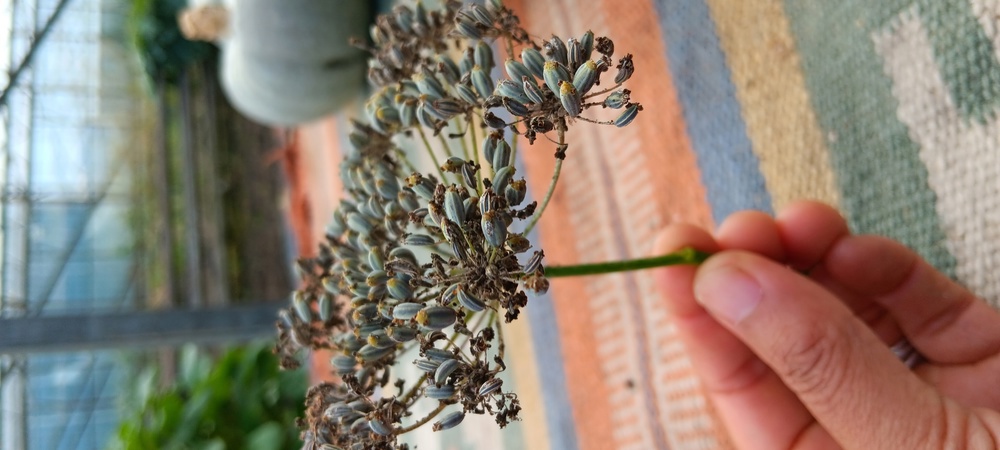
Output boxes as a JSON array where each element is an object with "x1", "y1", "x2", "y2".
[
  {"x1": 782, "y1": 0, "x2": 957, "y2": 275},
  {"x1": 836, "y1": 0, "x2": 1000, "y2": 122},
  {"x1": 916, "y1": 0, "x2": 1000, "y2": 122}
]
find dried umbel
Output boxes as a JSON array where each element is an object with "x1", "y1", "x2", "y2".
[
  {"x1": 482, "y1": 32, "x2": 642, "y2": 146},
  {"x1": 274, "y1": 1, "x2": 641, "y2": 448}
]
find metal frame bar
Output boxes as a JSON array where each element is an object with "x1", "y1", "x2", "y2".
[{"x1": 0, "y1": 303, "x2": 283, "y2": 354}]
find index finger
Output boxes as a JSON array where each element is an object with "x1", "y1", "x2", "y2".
[{"x1": 655, "y1": 225, "x2": 832, "y2": 450}]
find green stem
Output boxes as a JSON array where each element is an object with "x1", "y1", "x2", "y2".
[
  {"x1": 544, "y1": 247, "x2": 711, "y2": 278},
  {"x1": 455, "y1": 117, "x2": 482, "y2": 193},
  {"x1": 399, "y1": 310, "x2": 487, "y2": 405},
  {"x1": 522, "y1": 128, "x2": 565, "y2": 234},
  {"x1": 416, "y1": 126, "x2": 448, "y2": 183},
  {"x1": 394, "y1": 148, "x2": 418, "y2": 174},
  {"x1": 396, "y1": 402, "x2": 447, "y2": 435},
  {"x1": 398, "y1": 372, "x2": 427, "y2": 405},
  {"x1": 509, "y1": 128, "x2": 519, "y2": 171},
  {"x1": 438, "y1": 132, "x2": 457, "y2": 160},
  {"x1": 447, "y1": 310, "x2": 486, "y2": 351},
  {"x1": 504, "y1": 37, "x2": 516, "y2": 60},
  {"x1": 468, "y1": 116, "x2": 484, "y2": 192},
  {"x1": 502, "y1": 38, "x2": 520, "y2": 167},
  {"x1": 583, "y1": 81, "x2": 625, "y2": 100},
  {"x1": 470, "y1": 115, "x2": 480, "y2": 159},
  {"x1": 399, "y1": 322, "x2": 466, "y2": 404},
  {"x1": 575, "y1": 116, "x2": 614, "y2": 126},
  {"x1": 452, "y1": 118, "x2": 472, "y2": 161},
  {"x1": 492, "y1": 311, "x2": 506, "y2": 362}
]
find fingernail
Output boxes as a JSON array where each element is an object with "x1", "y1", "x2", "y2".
[{"x1": 694, "y1": 265, "x2": 762, "y2": 324}]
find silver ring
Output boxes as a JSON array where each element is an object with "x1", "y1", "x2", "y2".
[{"x1": 890, "y1": 338, "x2": 925, "y2": 369}]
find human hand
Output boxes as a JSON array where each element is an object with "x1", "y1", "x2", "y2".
[{"x1": 654, "y1": 201, "x2": 1000, "y2": 449}]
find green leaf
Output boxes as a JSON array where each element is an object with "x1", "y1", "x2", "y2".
[
  {"x1": 277, "y1": 367, "x2": 308, "y2": 402},
  {"x1": 115, "y1": 343, "x2": 306, "y2": 450},
  {"x1": 246, "y1": 422, "x2": 285, "y2": 450},
  {"x1": 133, "y1": 366, "x2": 158, "y2": 411},
  {"x1": 164, "y1": 389, "x2": 212, "y2": 449},
  {"x1": 178, "y1": 344, "x2": 210, "y2": 389},
  {"x1": 195, "y1": 437, "x2": 226, "y2": 450}
]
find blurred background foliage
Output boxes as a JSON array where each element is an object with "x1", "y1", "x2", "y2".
[
  {"x1": 127, "y1": 0, "x2": 216, "y2": 84},
  {"x1": 110, "y1": 343, "x2": 307, "y2": 450}
]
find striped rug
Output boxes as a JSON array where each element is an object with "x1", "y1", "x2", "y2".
[{"x1": 291, "y1": 0, "x2": 1000, "y2": 448}]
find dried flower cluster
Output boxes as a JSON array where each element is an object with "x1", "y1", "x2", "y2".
[{"x1": 273, "y1": 1, "x2": 640, "y2": 449}]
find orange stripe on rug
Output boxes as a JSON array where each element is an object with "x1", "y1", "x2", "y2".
[
  {"x1": 513, "y1": 0, "x2": 715, "y2": 448},
  {"x1": 296, "y1": 116, "x2": 346, "y2": 384}
]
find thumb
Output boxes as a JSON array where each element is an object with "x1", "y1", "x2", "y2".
[{"x1": 693, "y1": 251, "x2": 945, "y2": 450}]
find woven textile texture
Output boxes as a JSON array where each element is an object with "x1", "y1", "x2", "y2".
[{"x1": 293, "y1": 0, "x2": 1000, "y2": 448}]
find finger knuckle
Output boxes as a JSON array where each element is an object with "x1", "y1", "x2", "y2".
[
  {"x1": 971, "y1": 408, "x2": 1000, "y2": 450},
  {"x1": 930, "y1": 404, "x2": 1000, "y2": 450},
  {"x1": 777, "y1": 321, "x2": 852, "y2": 408}
]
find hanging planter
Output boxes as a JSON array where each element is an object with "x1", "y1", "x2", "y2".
[{"x1": 181, "y1": 0, "x2": 371, "y2": 126}]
